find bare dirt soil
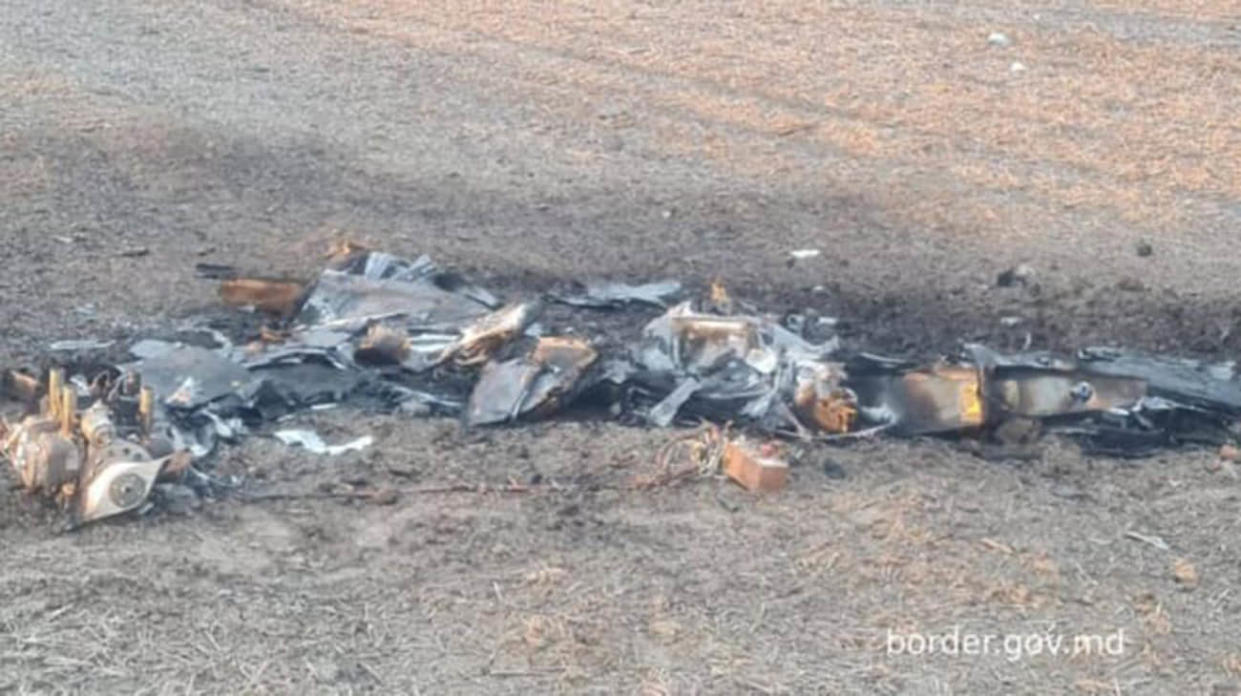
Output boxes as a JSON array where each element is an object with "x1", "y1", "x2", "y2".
[{"x1": 2, "y1": 1, "x2": 1240, "y2": 694}]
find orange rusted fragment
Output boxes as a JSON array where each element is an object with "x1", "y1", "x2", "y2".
[
  {"x1": 707, "y1": 277, "x2": 734, "y2": 314},
  {"x1": 325, "y1": 239, "x2": 370, "y2": 269},
  {"x1": 3, "y1": 369, "x2": 41, "y2": 405},
  {"x1": 799, "y1": 377, "x2": 858, "y2": 431},
  {"x1": 722, "y1": 438, "x2": 788, "y2": 493},
  {"x1": 903, "y1": 365, "x2": 985, "y2": 430},
  {"x1": 806, "y1": 390, "x2": 857, "y2": 433},
  {"x1": 794, "y1": 364, "x2": 857, "y2": 434},
  {"x1": 219, "y1": 279, "x2": 305, "y2": 317}
]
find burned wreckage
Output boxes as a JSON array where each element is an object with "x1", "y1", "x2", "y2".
[{"x1": 4, "y1": 245, "x2": 1240, "y2": 525}]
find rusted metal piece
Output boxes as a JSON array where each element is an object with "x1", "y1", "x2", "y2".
[
  {"x1": 848, "y1": 364, "x2": 985, "y2": 435},
  {"x1": 59, "y1": 386, "x2": 77, "y2": 438},
  {"x1": 466, "y1": 336, "x2": 598, "y2": 426},
  {"x1": 297, "y1": 270, "x2": 489, "y2": 332},
  {"x1": 138, "y1": 385, "x2": 155, "y2": 436},
  {"x1": 707, "y1": 278, "x2": 734, "y2": 315},
  {"x1": 523, "y1": 336, "x2": 599, "y2": 419},
  {"x1": 794, "y1": 363, "x2": 857, "y2": 434},
  {"x1": 644, "y1": 302, "x2": 770, "y2": 373},
  {"x1": 47, "y1": 368, "x2": 64, "y2": 421},
  {"x1": 1077, "y1": 348, "x2": 1241, "y2": 414},
  {"x1": 669, "y1": 314, "x2": 760, "y2": 372},
  {"x1": 4, "y1": 414, "x2": 81, "y2": 504},
  {"x1": 722, "y1": 437, "x2": 788, "y2": 492},
  {"x1": 218, "y1": 278, "x2": 306, "y2": 317},
  {"x1": 990, "y1": 371, "x2": 1146, "y2": 418},
  {"x1": 440, "y1": 301, "x2": 543, "y2": 367}
]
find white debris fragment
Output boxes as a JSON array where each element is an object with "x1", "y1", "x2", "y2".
[
  {"x1": 789, "y1": 248, "x2": 822, "y2": 261},
  {"x1": 1000, "y1": 316, "x2": 1024, "y2": 327},
  {"x1": 274, "y1": 429, "x2": 374, "y2": 456},
  {"x1": 49, "y1": 339, "x2": 114, "y2": 351},
  {"x1": 1010, "y1": 61, "x2": 1027, "y2": 74},
  {"x1": 988, "y1": 32, "x2": 1012, "y2": 47}
]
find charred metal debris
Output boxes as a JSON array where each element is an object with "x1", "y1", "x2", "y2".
[{"x1": 5, "y1": 245, "x2": 1241, "y2": 525}]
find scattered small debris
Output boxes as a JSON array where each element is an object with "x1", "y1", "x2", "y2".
[
  {"x1": 789, "y1": 248, "x2": 822, "y2": 261},
  {"x1": 1117, "y1": 277, "x2": 1146, "y2": 292},
  {"x1": 1010, "y1": 61, "x2": 1027, "y2": 74},
  {"x1": 980, "y1": 538, "x2": 1016, "y2": 555},
  {"x1": 647, "y1": 423, "x2": 729, "y2": 489},
  {"x1": 118, "y1": 247, "x2": 150, "y2": 258},
  {"x1": 996, "y1": 263, "x2": 1035, "y2": 287},
  {"x1": 7, "y1": 242, "x2": 1241, "y2": 527},
  {"x1": 1173, "y1": 558, "x2": 1200, "y2": 589},
  {"x1": 273, "y1": 430, "x2": 374, "y2": 456},
  {"x1": 1000, "y1": 316, "x2": 1024, "y2": 328},
  {"x1": 1125, "y1": 530, "x2": 1170, "y2": 551},
  {"x1": 1136, "y1": 240, "x2": 1154, "y2": 257},
  {"x1": 987, "y1": 31, "x2": 1013, "y2": 48}
]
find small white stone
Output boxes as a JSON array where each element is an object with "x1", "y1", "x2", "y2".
[
  {"x1": 988, "y1": 32, "x2": 1012, "y2": 48},
  {"x1": 1010, "y1": 61, "x2": 1027, "y2": 74}
]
